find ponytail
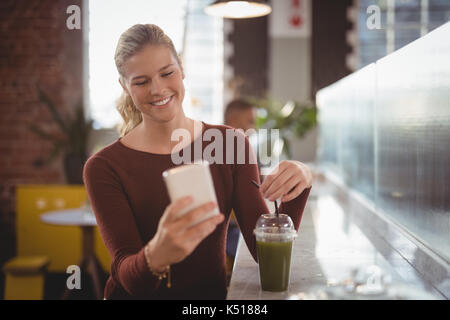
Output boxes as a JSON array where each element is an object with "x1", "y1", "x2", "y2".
[{"x1": 116, "y1": 91, "x2": 142, "y2": 137}]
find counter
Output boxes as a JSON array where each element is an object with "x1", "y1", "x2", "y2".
[{"x1": 226, "y1": 173, "x2": 448, "y2": 300}]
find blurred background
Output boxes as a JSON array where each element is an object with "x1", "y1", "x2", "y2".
[{"x1": 0, "y1": 0, "x2": 449, "y2": 300}]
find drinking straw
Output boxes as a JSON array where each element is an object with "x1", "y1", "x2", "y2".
[
  {"x1": 251, "y1": 179, "x2": 280, "y2": 220},
  {"x1": 250, "y1": 179, "x2": 260, "y2": 189},
  {"x1": 274, "y1": 199, "x2": 279, "y2": 218}
]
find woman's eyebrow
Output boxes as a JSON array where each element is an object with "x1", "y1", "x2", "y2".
[
  {"x1": 131, "y1": 64, "x2": 174, "y2": 81},
  {"x1": 159, "y1": 63, "x2": 173, "y2": 71}
]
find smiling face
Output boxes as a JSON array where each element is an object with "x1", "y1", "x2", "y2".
[{"x1": 120, "y1": 44, "x2": 185, "y2": 124}]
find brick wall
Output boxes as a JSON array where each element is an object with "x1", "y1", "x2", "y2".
[{"x1": 0, "y1": 0, "x2": 83, "y2": 264}]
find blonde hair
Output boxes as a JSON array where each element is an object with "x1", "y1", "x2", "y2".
[{"x1": 114, "y1": 24, "x2": 181, "y2": 137}]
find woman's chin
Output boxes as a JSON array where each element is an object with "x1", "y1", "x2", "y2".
[{"x1": 144, "y1": 109, "x2": 180, "y2": 123}]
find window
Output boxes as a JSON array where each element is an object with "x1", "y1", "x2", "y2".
[
  {"x1": 357, "y1": 0, "x2": 450, "y2": 69},
  {"x1": 181, "y1": 0, "x2": 224, "y2": 124},
  {"x1": 86, "y1": 0, "x2": 223, "y2": 129}
]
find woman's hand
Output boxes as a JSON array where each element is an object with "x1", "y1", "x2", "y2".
[
  {"x1": 146, "y1": 196, "x2": 224, "y2": 272},
  {"x1": 260, "y1": 160, "x2": 312, "y2": 203}
]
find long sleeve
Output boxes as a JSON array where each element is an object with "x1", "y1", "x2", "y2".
[
  {"x1": 80, "y1": 122, "x2": 310, "y2": 299},
  {"x1": 231, "y1": 131, "x2": 311, "y2": 262},
  {"x1": 83, "y1": 155, "x2": 161, "y2": 296}
]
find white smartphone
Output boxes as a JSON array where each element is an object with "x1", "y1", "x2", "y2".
[{"x1": 162, "y1": 161, "x2": 219, "y2": 226}]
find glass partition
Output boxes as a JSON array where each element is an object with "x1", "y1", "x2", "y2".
[
  {"x1": 375, "y1": 22, "x2": 450, "y2": 261},
  {"x1": 317, "y1": 63, "x2": 376, "y2": 202},
  {"x1": 317, "y1": 22, "x2": 450, "y2": 261}
]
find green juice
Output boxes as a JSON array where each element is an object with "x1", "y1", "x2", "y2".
[{"x1": 256, "y1": 240, "x2": 293, "y2": 292}]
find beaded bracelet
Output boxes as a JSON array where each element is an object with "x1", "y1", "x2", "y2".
[{"x1": 144, "y1": 244, "x2": 171, "y2": 288}]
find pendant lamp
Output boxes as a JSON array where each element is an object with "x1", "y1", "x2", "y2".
[{"x1": 204, "y1": 0, "x2": 272, "y2": 19}]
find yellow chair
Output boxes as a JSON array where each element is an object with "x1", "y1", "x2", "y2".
[
  {"x1": 226, "y1": 210, "x2": 239, "y2": 285},
  {"x1": 3, "y1": 256, "x2": 50, "y2": 300},
  {"x1": 14, "y1": 185, "x2": 111, "y2": 273}
]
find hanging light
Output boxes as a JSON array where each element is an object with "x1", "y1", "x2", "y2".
[{"x1": 204, "y1": 0, "x2": 272, "y2": 19}]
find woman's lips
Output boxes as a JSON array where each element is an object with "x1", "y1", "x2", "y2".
[{"x1": 150, "y1": 95, "x2": 173, "y2": 108}]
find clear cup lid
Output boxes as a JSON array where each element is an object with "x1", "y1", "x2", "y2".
[{"x1": 253, "y1": 213, "x2": 297, "y2": 241}]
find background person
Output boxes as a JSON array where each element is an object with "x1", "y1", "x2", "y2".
[
  {"x1": 224, "y1": 99, "x2": 257, "y2": 134},
  {"x1": 223, "y1": 99, "x2": 257, "y2": 283}
]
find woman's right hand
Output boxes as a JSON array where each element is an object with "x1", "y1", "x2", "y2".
[{"x1": 145, "y1": 196, "x2": 224, "y2": 272}]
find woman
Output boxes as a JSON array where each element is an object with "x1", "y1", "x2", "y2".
[{"x1": 83, "y1": 24, "x2": 312, "y2": 299}]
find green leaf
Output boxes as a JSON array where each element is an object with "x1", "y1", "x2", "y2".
[
  {"x1": 38, "y1": 88, "x2": 69, "y2": 135},
  {"x1": 43, "y1": 141, "x2": 65, "y2": 165},
  {"x1": 29, "y1": 124, "x2": 57, "y2": 142},
  {"x1": 243, "y1": 96, "x2": 318, "y2": 157},
  {"x1": 31, "y1": 90, "x2": 93, "y2": 166}
]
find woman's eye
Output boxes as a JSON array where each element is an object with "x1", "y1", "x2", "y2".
[{"x1": 162, "y1": 71, "x2": 174, "y2": 77}]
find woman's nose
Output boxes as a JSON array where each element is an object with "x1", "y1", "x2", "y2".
[{"x1": 149, "y1": 78, "x2": 163, "y2": 95}]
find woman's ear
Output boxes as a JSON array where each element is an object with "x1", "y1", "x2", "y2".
[
  {"x1": 177, "y1": 57, "x2": 185, "y2": 80},
  {"x1": 119, "y1": 78, "x2": 130, "y2": 95},
  {"x1": 178, "y1": 64, "x2": 185, "y2": 80}
]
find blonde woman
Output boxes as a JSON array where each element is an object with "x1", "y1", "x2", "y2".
[{"x1": 83, "y1": 24, "x2": 312, "y2": 299}]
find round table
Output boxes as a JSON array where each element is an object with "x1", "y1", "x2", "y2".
[{"x1": 40, "y1": 208, "x2": 105, "y2": 300}]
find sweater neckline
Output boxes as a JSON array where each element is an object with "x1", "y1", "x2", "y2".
[{"x1": 116, "y1": 121, "x2": 208, "y2": 157}]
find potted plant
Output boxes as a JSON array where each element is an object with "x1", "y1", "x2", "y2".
[
  {"x1": 29, "y1": 88, "x2": 94, "y2": 184},
  {"x1": 247, "y1": 97, "x2": 318, "y2": 159}
]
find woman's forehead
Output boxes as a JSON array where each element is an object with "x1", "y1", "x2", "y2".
[{"x1": 123, "y1": 45, "x2": 177, "y2": 78}]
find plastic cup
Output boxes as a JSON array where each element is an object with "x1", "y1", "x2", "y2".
[{"x1": 253, "y1": 213, "x2": 297, "y2": 292}]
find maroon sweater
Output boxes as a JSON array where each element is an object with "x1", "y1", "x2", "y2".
[{"x1": 83, "y1": 121, "x2": 310, "y2": 299}]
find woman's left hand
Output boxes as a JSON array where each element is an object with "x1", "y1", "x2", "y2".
[{"x1": 260, "y1": 160, "x2": 313, "y2": 203}]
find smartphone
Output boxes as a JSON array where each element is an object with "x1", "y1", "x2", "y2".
[{"x1": 162, "y1": 161, "x2": 219, "y2": 226}]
